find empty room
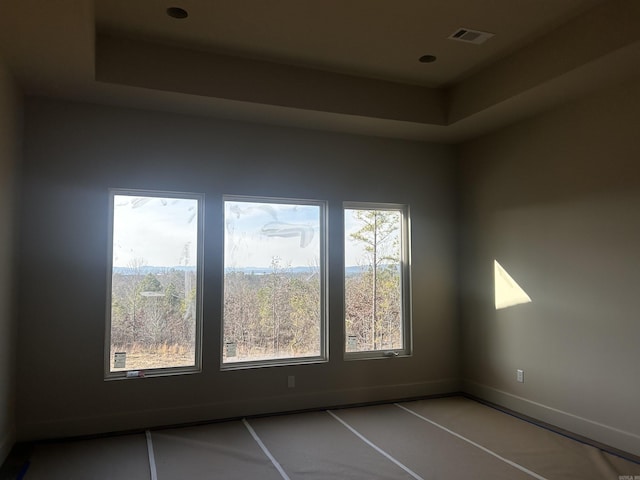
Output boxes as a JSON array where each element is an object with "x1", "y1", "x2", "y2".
[{"x1": 1, "y1": 1, "x2": 639, "y2": 478}]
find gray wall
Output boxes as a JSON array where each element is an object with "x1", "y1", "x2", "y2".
[
  {"x1": 458, "y1": 77, "x2": 640, "y2": 455},
  {"x1": 16, "y1": 98, "x2": 459, "y2": 440},
  {"x1": 14, "y1": 71, "x2": 640, "y2": 457},
  {"x1": 0, "y1": 59, "x2": 21, "y2": 464}
]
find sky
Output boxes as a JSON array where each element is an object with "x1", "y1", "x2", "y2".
[
  {"x1": 224, "y1": 200, "x2": 321, "y2": 269},
  {"x1": 344, "y1": 209, "x2": 401, "y2": 267},
  {"x1": 112, "y1": 195, "x2": 199, "y2": 268},
  {"x1": 111, "y1": 195, "x2": 400, "y2": 270},
  {"x1": 344, "y1": 210, "x2": 369, "y2": 267}
]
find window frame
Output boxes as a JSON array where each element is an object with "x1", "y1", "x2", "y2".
[
  {"x1": 104, "y1": 188, "x2": 205, "y2": 380},
  {"x1": 221, "y1": 195, "x2": 329, "y2": 370},
  {"x1": 343, "y1": 201, "x2": 412, "y2": 360}
]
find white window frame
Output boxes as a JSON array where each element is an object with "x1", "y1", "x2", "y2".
[
  {"x1": 343, "y1": 202, "x2": 412, "y2": 360},
  {"x1": 105, "y1": 188, "x2": 204, "y2": 380},
  {"x1": 221, "y1": 195, "x2": 328, "y2": 370}
]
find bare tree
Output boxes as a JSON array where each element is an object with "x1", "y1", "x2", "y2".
[{"x1": 348, "y1": 210, "x2": 400, "y2": 350}]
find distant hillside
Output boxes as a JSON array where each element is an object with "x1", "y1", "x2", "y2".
[
  {"x1": 113, "y1": 266, "x2": 196, "y2": 275},
  {"x1": 113, "y1": 265, "x2": 376, "y2": 276},
  {"x1": 224, "y1": 266, "x2": 373, "y2": 275}
]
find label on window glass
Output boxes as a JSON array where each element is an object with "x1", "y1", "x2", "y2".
[
  {"x1": 226, "y1": 342, "x2": 237, "y2": 357},
  {"x1": 114, "y1": 352, "x2": 126, "y2": 368}
]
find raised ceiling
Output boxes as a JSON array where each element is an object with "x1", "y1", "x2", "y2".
[
  {"x1": 96, "y1": 0, "x2": 604, "y2": 88},
  {"x1": 1, "y1": 0, "x2": 639, "y2": 142}
]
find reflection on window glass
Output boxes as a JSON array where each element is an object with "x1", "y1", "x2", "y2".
[
  {"x1": 344, "y1": 205, "x2": 408, "y2": 354},
  {"x1": 107, "y1": 191, "x2": 202, "y2": 374},
  {"x1": 223, "y1": 197, "x2": 325, "y2": 365}
]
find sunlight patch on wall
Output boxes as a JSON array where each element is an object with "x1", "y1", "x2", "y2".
[{"x1": 494, "y1": 260, "x2": 531, "y2": 310}]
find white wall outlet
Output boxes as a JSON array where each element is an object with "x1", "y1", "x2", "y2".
[
  {"x1": 516, "y1": 369, "x2": 524, "y2": 383},
  {"x1": 287, "y1": 375, "x2": 295, "y2": 388}
]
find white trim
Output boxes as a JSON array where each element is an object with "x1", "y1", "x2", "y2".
[
  {"x1": 221, "y1": 195, "x2": 329, "y2": 369},
  {"x1": 463, "y1": 380, "x2": 640, "y2": 457},
  {"x1": 104, "y1": 189, "x2": 205, "y2": 380},
  {"x1": 395, "y1": 403, "x2": 549, "y2": 480},
  {"x1": 327, "y1": 410, "x2": 424, "y2": 480},
  {"x1": 342, "y1": 202, "x2": 412, "y2": 359},
  {"x1": 242, "y1": 418, "x2": 291, "y2": 480}
]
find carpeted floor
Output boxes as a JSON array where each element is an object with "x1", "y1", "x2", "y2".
[{"x1": 10, "y1": 396, "x2": 640, "y2": 479}]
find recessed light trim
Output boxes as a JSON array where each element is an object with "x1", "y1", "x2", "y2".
[
  {"x1": 167, "y1": 7, "x2": 188, "y2": 19},
  {"x1": 419, "y1": 55, "x2": 437, "y2": 63}
]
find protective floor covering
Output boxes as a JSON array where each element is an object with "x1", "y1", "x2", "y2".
[
  {"x1": 23, "y1": 433, "x2": 150, "y2": 480},
  {"x1": 20, "y1": 396, "x2": 640, "y2": 479}
]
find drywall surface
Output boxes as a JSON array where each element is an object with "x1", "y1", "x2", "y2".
[
  {"x1": 0, "y1": 59, "x2": 21, "y2": 464},
  {"x1": 458, "y1": 77, "x2": 640, "y2": 456},
  {"x1": 16, "y1": 98, "x2": 458, "y2": 440}
]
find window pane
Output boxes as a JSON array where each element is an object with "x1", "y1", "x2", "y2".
[
  {"x1": 223, "y1": 198, "x2": 324, "y2": 365},
  {"x1": 107, "y1": 192, "x2": 201, "y2": 374},
  {"x1": 344, "y1": 206, "x2": 405, "y2": 353}
]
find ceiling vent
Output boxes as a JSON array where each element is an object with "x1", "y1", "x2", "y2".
[{"x1": 448, "y1": 28, "x2": 494, "y2": 45}]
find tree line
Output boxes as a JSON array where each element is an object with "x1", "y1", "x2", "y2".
[
  {"x1": 110, "y1": 209, "x2": 403, "y2": 362},
  {"x1": 110, "y1": 266, "x2": 197, "y2": 352}
]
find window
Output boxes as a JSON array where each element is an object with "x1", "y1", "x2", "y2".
[
  {"x1": 344, "y1": 203, "x2": 411, "y2": 358},
  {"x1": 222, "y1": 196, "x2": 327, "y2": 367},
  {"x1": 105, "y1": 190, "x2": 203, "y2": 378}
]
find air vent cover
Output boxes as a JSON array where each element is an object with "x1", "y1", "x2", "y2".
[{"x1": 448, "y1": 28, "x2": 494, "y2": 44}]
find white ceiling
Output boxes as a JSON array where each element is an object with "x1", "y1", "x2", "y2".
[{"x1": 1, "y1": 0, "x2": 639, "y2": 142}]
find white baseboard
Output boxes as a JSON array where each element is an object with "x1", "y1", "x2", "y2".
[
  {"x1": 463, "y1": 380, "x2": 640, "y2": 457},
  {"x1": 19, "y1": 378, "x2": 461, "y2": 441}
]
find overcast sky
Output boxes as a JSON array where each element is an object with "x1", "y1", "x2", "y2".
[
  {"x1": 111, "y1": 195, "x2": 390, "y2": 270},
  {"x1": 224, "y1": 200, "x2": 321, "y2": 269},
  {"x1": 112, "y1": 195, "x2": 198, "y2": 268}
]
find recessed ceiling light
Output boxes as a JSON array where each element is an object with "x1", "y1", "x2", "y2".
[
  {"x1": 419, "y1": 55, "x2": 437, "y2": 63},
  {"x1": 167, "y1": 7, "x2": 188, "y2": 19}
]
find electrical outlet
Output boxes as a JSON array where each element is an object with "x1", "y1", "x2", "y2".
[
  {"x1": 516, "y1": 369, "x2": 524, "y2": 383},
  {"x1": 287, "y1": 375, "x2": 295, "y2": 388}
]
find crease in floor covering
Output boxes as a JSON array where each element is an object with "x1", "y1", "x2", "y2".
[{"x1": 16, "y1": 396, "x2": 640, "y2": 479}]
